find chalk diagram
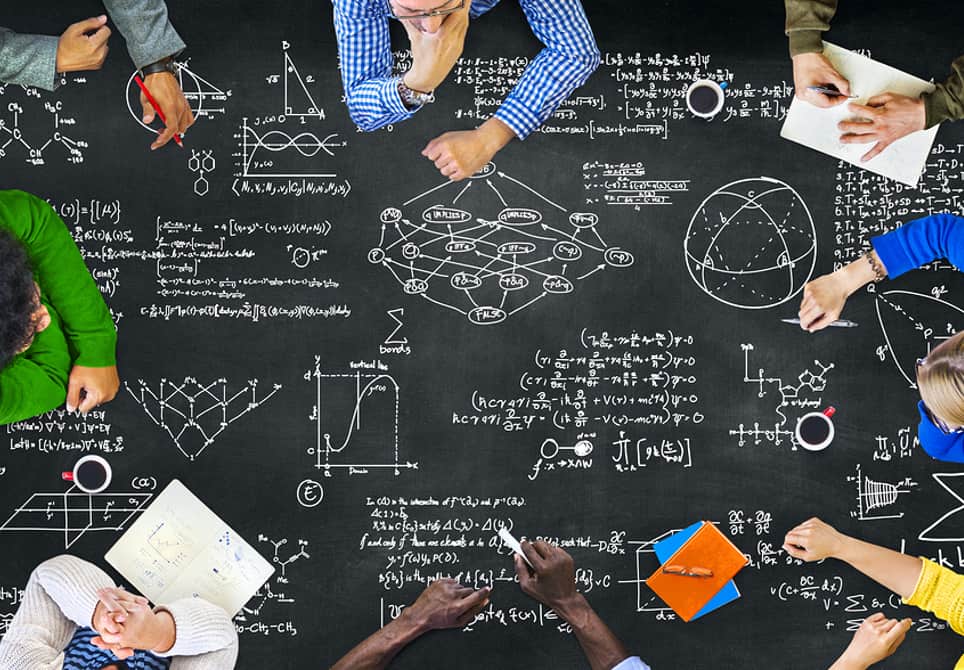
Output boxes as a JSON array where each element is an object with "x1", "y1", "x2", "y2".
[
  {"x1": 305, "y1": 356, "x2": 417, "y2": 477},
  {"x1": 684, "y1": 177, "x2": 816, "y2": 309},
  {"x1": 848, "y1": 465, "x2": 916, "y2": 521},
  {"x1": 918, "y1": 473, "x2": 964, "y2": 542},
  {"x1": 729, "y1": 343, "x2": 835, "y2": 448},
  {"x1": 125, "y1": 377, "x2": 283, "y2": 461},
  {"x1": 236, "y1": 535, "x2": 311, "y2": 636},
  {"x1": 0, "y1": 86, "x2": 88, "y2": 165},
  {"x1": 369, "y1": 163, "x2": 635, "y2": 325},
  {"x1": 234, "y1": 44, "x2": 345, "y2": 179},
  {"x1": 147, "y1": 520, "x2": 194, "y2": 567},
  {"x1": 188, "y1": 149, "x2": 216, "y2": 196},
  {"x1": 0, "y1": 487, "x2": 153, "y2": 549},
  {"x1": 616, "y1": 529, "x2": 678, "y2": 615},
  {"x1": 126, "y1": 60, "x2": 230, "y2": 135},
  {"x1": 874, "y1": 288, "x2": 963, "y2": 388}
]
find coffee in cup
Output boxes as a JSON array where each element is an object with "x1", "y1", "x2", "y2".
[
  {"x1": 62, "y1": 455, "x2": 112, "y2": 493},
  {"x1": 686, "y1": 79, "x2": 726, "y2": 119},
  {"x1": 795, "y1": 407, "x2": 836, "y2": 451}
]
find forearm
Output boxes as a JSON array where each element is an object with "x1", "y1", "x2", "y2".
[
  {"x1": 0, "y1": 27, "x2": 59, "y2": 90},
  {"x1": 834, "y1": 249, "x2": 887, "y2": 295},
  {"x1": 836, "y1": 536, "x2": 923, "y2": 600},
  {"x1": 330, "y1": 611, "x2": 427, "y2": 670},
  {"x1": 555, "y1": 594, "x2": 631, "y2": 670},
  {"x1": 922, "y1": 55, "x2": 964, "y2": 127},
  {"x1": 785, "y1": 0, "x2": 837, "y2": 56},
  {"x1": 102, "y1": 0, "x2": 185, "y2": 68}
]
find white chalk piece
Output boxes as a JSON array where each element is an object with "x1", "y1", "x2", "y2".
[{"x1": 498, "y1": 527, "x2": 534, "y2": 568}]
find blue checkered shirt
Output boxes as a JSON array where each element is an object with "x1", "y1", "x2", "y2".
[{"x1": 331, "y1": 0, "x2": 600, "y2": 138}]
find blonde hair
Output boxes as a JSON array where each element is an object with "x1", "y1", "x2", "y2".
[{"x1": 917, "y1": 330, "x2": 964, "y2": 428}]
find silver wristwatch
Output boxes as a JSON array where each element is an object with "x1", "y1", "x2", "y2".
[{"x1": 397, "y1": 78, "x2": 435, "y2": 110}]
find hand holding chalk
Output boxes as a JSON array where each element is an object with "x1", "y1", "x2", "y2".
[{"x1": 498, "y1": 527, "x2": 533, "y2": 568}]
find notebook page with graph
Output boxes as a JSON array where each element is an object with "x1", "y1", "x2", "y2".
[{"x1": 105, "y1": 479, "x2": 274, "y2": 615}]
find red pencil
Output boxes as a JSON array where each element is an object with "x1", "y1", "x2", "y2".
[{"x1": 134, "y1": 74, "x2": 184, "y2": 148}]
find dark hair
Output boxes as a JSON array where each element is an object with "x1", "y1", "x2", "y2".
[{"x1": 0, "y1": 229, "x2": 37, "y2": 370}]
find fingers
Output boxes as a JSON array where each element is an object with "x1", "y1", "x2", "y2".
[
  {"x1": 77, "y1": 387, "x2": 101, "y2": 415},
  {"x1": 458, "y1": 585, "x2": 491, "y2": 611},
  {"x1": 839, "y1": 132, "x2": 877, "y2": 145},
  {"x1": 837, "y1": 118, "x2": 875, "y2": 134},
  {"x1": 847, "y1": 102, "x2": 882, "y2": 119},
  {"x1": 866, "y1": 93, "x2": 893, "y2": 107},
  {"x1": 140, "y1": 91, "x2": 156, "y2": 124},
  {"x1": 89, "y1": 25, "x2": 112, "y2": 47},
  {"x1": 827, "y1": 72, "x2": 851, "y2": 98},
  {"x1": 66, "y1": 377, "x2": 83, "y2": 413},
  {"x1": 152, "y1": 123, "x2": 178, "y2": 151},
  {"x1": 68, "y1": 15, "x2": 107, "y2": 35},
  {"x1": 865, "y1": 612, "x2": 887, "y2": 624},
  {"x1": 456, "y1": 587, "x2": 491, "y2": 626},
  {"x1": 861, "y1": 140, "x2": 890, "y2": 162},
  {"x1": 520, "y1": 541, "x2": 545, "y2": 571},
  {"x1": 423, "y1": 138, "x2": 443, "y2": 161}
]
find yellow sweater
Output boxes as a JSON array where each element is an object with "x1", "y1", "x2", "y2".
[{"x1": 905, "y1": 558, "x2": 964, "y2": 669}]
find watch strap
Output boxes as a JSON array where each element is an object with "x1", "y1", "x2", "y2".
[{"x1": 139, "y1": 57, "x2": 177, "y2": 78}]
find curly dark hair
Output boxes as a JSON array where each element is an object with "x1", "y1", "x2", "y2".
[{"x1": 0, "y1": 229, "x2": 38, "y2": 370}]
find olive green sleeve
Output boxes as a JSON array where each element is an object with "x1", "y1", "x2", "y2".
[
  {"x1": 923, "y1": 55, "x2": 964, "y2": 128},
  {"x1": 784, "y1": 0, "x2": 838, "y2": 57},
  {"x1": 0, "y1": 306, "x2": 69, "y2": 425}
]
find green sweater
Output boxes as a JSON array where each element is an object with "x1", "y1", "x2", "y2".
[
  {"x1": 785, "y1": 0, "x2": 964, "y2": 128},
  {"x1": 0, "y1": 190, "x2": 116, "y2": 425}
]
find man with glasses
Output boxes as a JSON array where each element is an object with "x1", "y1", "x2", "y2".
[
  {"x1": 332, "y1": 0, "x2": 600, "y2": 181},
  {"x1": 0, "y1": 190, "x2": 119, "y2": 424},
  {"x1": 331, "y1": 540, "x2": 649, "y2": 669}
]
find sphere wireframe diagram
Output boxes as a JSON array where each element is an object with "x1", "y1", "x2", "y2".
[{"x1": 683, "y1": 177, "x2": 816, "y2": 309}]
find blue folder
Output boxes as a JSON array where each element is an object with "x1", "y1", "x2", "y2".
[{"x1": 653, "y1": 521, "x2": 741, "y2": 620}]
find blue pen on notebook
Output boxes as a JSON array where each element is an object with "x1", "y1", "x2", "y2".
[
  {"x1": 782, "y1": 317, "x2": 859, "y2": 328},
  {"x1": 806, "y1": 85, "x2": 858, "y2": 98}
]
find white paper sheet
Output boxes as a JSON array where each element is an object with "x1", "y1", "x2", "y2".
[
  {"x1": 780, "y1": 42, "x2": 939, "y2": 187},
  {"x1": 105, "y1": 479, "x2": 274, "y2": 615}
]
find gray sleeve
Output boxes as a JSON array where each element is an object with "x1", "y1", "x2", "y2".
[
  {"x1": 0, "y1": 27, "x2": 59, "y2": 90},
  {"x1": 102, "y1": 0, "x2": 186, "y2": 69}
]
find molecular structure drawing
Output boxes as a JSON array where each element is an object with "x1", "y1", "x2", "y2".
[
  {"x1": 0, "y1": 487, "x2": 153, "y2": 549},
  {"x1": 125, "y1": 377, "x2": 283, "y2": 461},
  {"x1": 259, "y1": 534, "x2": 311, "y2": 581},
  {"x1": 0, "y1": 86, "x2": 88, "y2": 165},
  {"x1": 684, "y1": 177, "x2": 816, "y2": 310},
  {"x1": 369, "y1": 163, "x2": 635, "y2": 325},
  {"x1": 188, "y1": 149, "x2": 216, "y2": 196},
  {"x1": 729, "y1": 343, "x2": 835, "y2": 448},
  {"x1": 848, "y1": 464, "x2": 916, "y2": 521}
]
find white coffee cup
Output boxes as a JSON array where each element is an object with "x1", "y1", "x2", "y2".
[
  {"x1": 795, "y1": 407, "x2": 836, "y2": 451},
  {"x1": 61, "y1": 455, "x2": 112, "y2": 493},
  {"x1": 686, "y1": 79, "x2": 725, "y2": 119}
]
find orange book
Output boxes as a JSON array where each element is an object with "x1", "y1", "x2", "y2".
[{"x1": 646, "y1": 521, "x2": 748, "y2": 622}]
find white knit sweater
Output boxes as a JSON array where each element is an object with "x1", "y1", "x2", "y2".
[{"x1": 0, "y1": 555, "x2": 238, "y2": 669}]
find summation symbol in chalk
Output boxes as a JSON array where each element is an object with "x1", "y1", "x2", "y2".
[
  {"x1": 125, "y1": 377, "x2": 282, "y2": 461},
  {"x1": 369, "y1": 163, "x2": 635, "y2": 325},
  {"x1": 305, "y1": 356, "x2": 417, "y2": 477},
  {"x1": 126, "y1": 60, "x2": 230, "y2": 134},
  {"x1": 873, "y1": 288, "x2": 962, "y2": 389},
  {"x1": 848, "y1": 464, "x2": 916, "y2": 521},
  {"x1": 0, "y1": 486, "x2": 153, "y2": 549},
  {"x1": 728, "y1": 343, "x2": 834, "y2": 449}
]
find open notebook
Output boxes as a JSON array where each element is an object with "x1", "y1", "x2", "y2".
[
  {"x1": 105, "y1": 479, "x2": 274, "y2": 615},
  {"x1": 780, "y1": 42, "x2": 939, "y2": 187}
]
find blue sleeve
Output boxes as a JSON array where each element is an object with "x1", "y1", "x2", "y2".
[
  {"x1": 917, "y1": 401, "x2": 964, "y2": 463},
  {"x1": 612, "y1": 657, "x2": 651, "y2": 670},
  {"x1": 494, "y1": 0, "x2": 601, "y2": 139},
  {"x1": 331, "y1": 0, "x2": 416, "y2": 131},
  {"x1": 871, "y1": 213, "x2": 964, "y2": 278}
]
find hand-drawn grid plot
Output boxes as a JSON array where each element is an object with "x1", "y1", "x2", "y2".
[
  {"x1": 848, "y1": 464, "x2": 916, "y2": 521},
  {"x1": 125, "y1": 377, "x2": 282, "y2": 460},
  {"x1": 0, "y1": 488, "x2": 153, "y2": 549},
  {"x1": 684, "y1": 177, "x2": 816, "y2": 309},
  {"x1": 305, "y1": 357, "x2": 417, "y2": 475},
  {"x1": 369, "y1": 163, "x2": 635, "y2": 325},
  {"x1": 874, "y1": 288, "x2": 963, "y2": 388}
]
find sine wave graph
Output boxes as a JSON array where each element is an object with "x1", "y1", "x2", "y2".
[{"x1": 238, "y1": 117, "x2": 345, "y2": 178}]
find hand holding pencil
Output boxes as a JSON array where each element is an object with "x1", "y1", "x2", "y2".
[{"x1": 135, "y1": 70, "x2": 195, "y2": 150}]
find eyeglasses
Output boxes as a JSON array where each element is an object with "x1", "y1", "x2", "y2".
[
  {"x1": 661, "y1": 564, "x2": 714, "y2": 578},
  {"x1": 388, "y1": 0, "x2": 464, "y2": 20},
  {"x1": 917, "y1": 358, "x2": 964, "y2": 435}
]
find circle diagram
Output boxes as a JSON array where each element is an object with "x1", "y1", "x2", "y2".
[{"x1": 684, "y1": 177, "x2": 816, "y2": 309}]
